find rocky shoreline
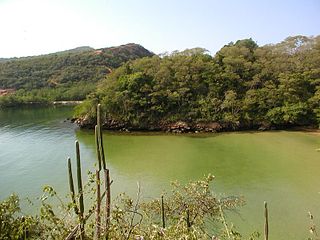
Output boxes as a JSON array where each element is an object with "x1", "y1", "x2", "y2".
[
  {"x1": 72, "y1": 115, "x2": 320, "y2": 134},
  {"x1": 53, "y1": 101, "x2": 83, "y2": 105},
  {"x1": 73, "y1": 116, "x2": 295, "y2": 133},
  {"x1": 73, "y1": 117, "x2": 225, "y2": 133}
]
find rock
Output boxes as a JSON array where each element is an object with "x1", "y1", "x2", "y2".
[
  {"x1": 195, "y1": 122, "x2": 222, "y2": 132},
  {"x1": 258, "y1": 122, "x2": 271, "y2": 131},
  {"x1": 168, "y1": 121, "x2": 190, "y2": 133},
  {"x1": 70, "y1": 118, "x2": 77, "y2": 123},
  {"x1": 74, "y1": 114, "x2": 95, "y2": 128}
]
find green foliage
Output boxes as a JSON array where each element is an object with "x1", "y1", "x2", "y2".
[
  {"x1": 0, "y1": 175, "x2": 256, "y2": 239},
  {"x1": 0, "y1": 194, "x2": 40, "y2": 239},
  {"x1": 0, "y1": 43, "x2": 153, "y2": 107},
  {"x1": 0, "y1": 44, "x2": 153, "y2": 90},
  {"x1": 87, "y1": 175, "x2": 250, "y2": 239},
  {"x1": 138, "y1": 174, "x2": 244, "y2": 239},
  {"x1": 266, "y1": 102, "x2": 309, "y2": 125},
  {"x1": 73, "y1": 93, "x2": 100, "y2": 121},
  {"x1": 77, "y1": 35, "x2": 320, "y2": 129}
]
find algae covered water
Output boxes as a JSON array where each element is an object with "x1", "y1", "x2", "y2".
[{"x1": 0, "y1": 106, "x2": 320, "y2": 239}]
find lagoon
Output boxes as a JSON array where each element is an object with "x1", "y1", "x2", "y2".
[{"x1": 0, "y1": 106, "x2": 319, "y2": 239}]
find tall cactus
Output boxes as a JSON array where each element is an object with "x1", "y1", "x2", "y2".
[
  {"x1": 95, "y1": 125, "x2": 102, "y2": 171},
  {"x1": 67, "y1": 157, "x2": 79, "y2": 215},
  {"x1": 161, "y1": 195, "x2": 165, "y2": 228},
  {"x1": 95, "y1": 170, "x2": 101, "y2": 240},
  {"x1": 105, "y1": 169, "x2": 111, "y2": 239},
  {"x1": 264, "y1": 201, "x2": 269, "y2": 240},
  {"x1": 66, "y1": 104, "x2": 111, "y2": 240},
  {"x1": 76, "y1": 141, "x2": 84, "y2": 216},
  {"x1": 76, "y1": 140, "x2": 85, "y2": 239},
  {"x1": 96, "y1": 103, "x2": 111, "y2": 239},
  {"x1": 97, "y1": 104, "x2": 106, "y2": 170}
]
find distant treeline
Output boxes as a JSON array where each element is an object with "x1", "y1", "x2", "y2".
[
  {"x1": 76, "y1": 35, "x2": 320, "y2": 130},
  {"x1": 0, "y1": 43, "x2": 153, "y2": 106}
]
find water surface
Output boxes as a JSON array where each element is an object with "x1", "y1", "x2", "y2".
[{"x1": 0, "y1": 106, "x2": 319, "y2": 239}]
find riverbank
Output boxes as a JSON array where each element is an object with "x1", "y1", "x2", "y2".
[
  {"x1": 52, "y1": 100, "x2": 83, "y2": 106},
  {"x1": 74, "y1": 116, "x2": 319, "y2": 134},
  {"x1": 293, "y1": 126, "x2": 320, "y2": 136},
  {"x1": 0, "y1": 100, "x2": 82, "y2": 108}
]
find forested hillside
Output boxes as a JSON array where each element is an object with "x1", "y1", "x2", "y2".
[
  {"x1": 0, "y1": 43, "x2": 153, "y2": 105},
  {"x1": 76, "y1": 35, "x2": 320, "y2": 131}
]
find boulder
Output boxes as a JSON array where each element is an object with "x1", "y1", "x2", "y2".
[
  {"x1": 168, "y1": 121, "x2": 190, "y2": 133},
  {"x1": 195, "y1": 122, "x2": 222, "y2": 132}
]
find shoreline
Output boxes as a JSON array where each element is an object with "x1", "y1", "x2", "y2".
[
  {"x1": 75, "y1": 116, "x2": 319, "y2": 134},
  {"x1": 80, "y1": 128, "x2": 320, "y2": 135},
  {"x1": 0, "y1": 100, "x2": 83, "y2": 108},
  {"x1": 52, "y1": 100, "x2": 83, "y2": 106},
  {"x1": 293, "y1": 127, "x2": 320, "y2": 135},
  {"x1": 76, "y1": 120, "x2": 320, "y2": 135}
]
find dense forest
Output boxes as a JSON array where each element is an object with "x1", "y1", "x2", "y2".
[
  {"x1": 0, "y1": 43, "x2": 153, "y2": 106},
  {"x1": 75, "y1": 35, "x2": 320, "y2": 131}
]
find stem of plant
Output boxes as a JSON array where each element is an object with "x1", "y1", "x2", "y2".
[{"x1": 76, "y1": 140, "x2": 85, "y2": 239}]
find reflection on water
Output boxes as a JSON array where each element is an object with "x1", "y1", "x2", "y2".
[
  {"x1": 0, "y1": 106, "x2": 320, "y2": 239},
  {"x1": 0, "y1": 107, "x2": 81, "y2": 201}
]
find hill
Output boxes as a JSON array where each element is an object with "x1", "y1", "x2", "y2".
[
  {"x1": 0, "y1": 43, "x2": 153, "y2": 90},
  {"x1": 75, "y1": 35, "x2": 320, "y2": 131},
  {"x1": 0, "y1": 43, "x2": 153, "y2": 106}
]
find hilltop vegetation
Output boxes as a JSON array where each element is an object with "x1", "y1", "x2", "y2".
[
  {"x1": 0, "y1": 43, "x2": 153, "y2": 106},
  {"x1": 76, "y1": 35, "x2": 320, "y2": 131},
  {"x1": 1, "y1": 36, "x2": 319, "y2": 131}
]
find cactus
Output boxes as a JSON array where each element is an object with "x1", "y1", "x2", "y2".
[
  {"x1": 264, "y1": 201, "x2": 269, "y2": 240},
  {"x1": 104, "y1": 169, "x2": 111, "y2": 240},
  {"x1": 75, "y1": 141, "x2": 84, "y2": 216},
  {"x1": 67, "y1": 157, "x2": 79, "y2": 215},
  {"x1": 97, "y1": 104, "x2": 106, "y2": 170},
  {"x1": 95, "y1": 170, "x2": 101, "y2": 240},
  {"x1": 95, "y1": 125, "x2": 102, "y2": 171},
  {"x1": 96, "y1": 104, "x2": 111, "y2": 239},
  {"x1": 161, "y1": 195, "x2": 165, "y2": 228},
  {"x1": 66, "y1": 105, "x2": 111, "y2": 239},
  {"x1": 76, "y1": 140, "x2": 85, "y2": 239}
]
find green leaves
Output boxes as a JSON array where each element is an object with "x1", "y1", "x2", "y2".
[
  {"x1": 0, "y1": 194, "x2": 40, "y2": 240},
  {"x1": 266, "y1": 102, "x2": 309, "y2": 125},
  {"x1": 75, "y1": 35, "x2": 320, "y2": 130}
]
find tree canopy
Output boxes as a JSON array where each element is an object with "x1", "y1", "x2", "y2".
[
  {"x1": 76, "y1": 35, "x2": 320, "y2": 130},
  {"x1": 0, "y1": 43, "x2": 153, "y2": 106}
]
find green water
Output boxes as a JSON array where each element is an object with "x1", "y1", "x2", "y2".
[{"x1": 0, "y1": 106, "x2": 319, "y2": 239}]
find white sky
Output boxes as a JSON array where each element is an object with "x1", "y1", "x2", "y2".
[
  {"x1": 0, "y1": 0, "x2": 319, "y2": 58},
  {"x1": 0, "y1": 0, "x2": 121, "y2": 57}
]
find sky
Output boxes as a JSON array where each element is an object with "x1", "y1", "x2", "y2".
[{"x1": 0, "y1": 0, "x2": 319, "y2": 58}]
